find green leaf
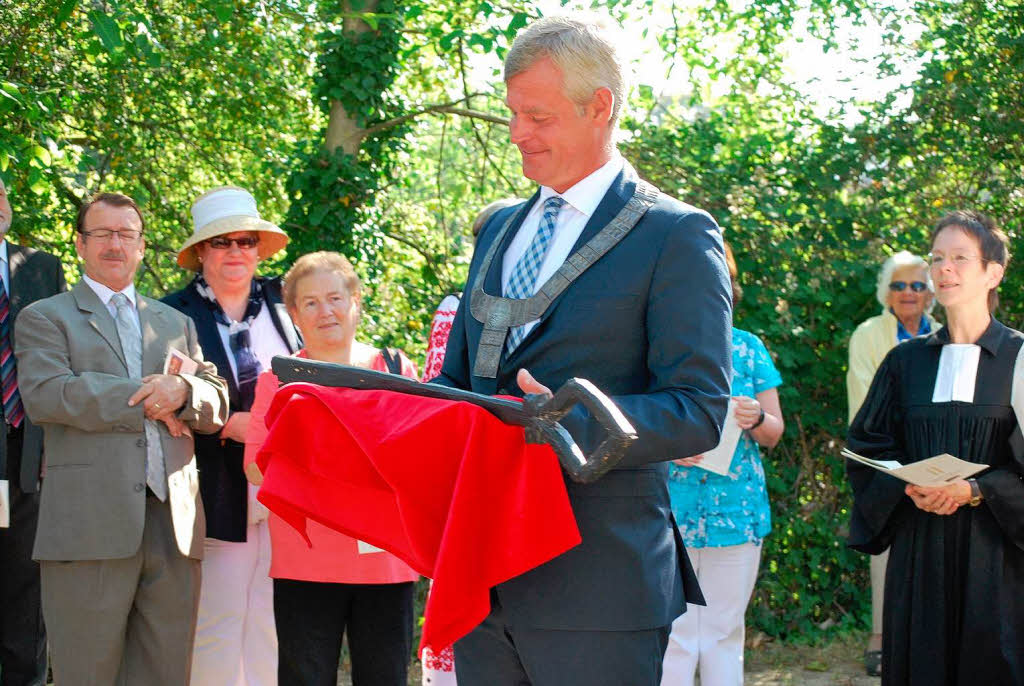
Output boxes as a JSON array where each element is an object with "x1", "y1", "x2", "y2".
[
  {"x1": 508, "y1": 12, "x2": 528, "y2": 34},
  {"x1": 88, "y1": 10, "x2": 123, "y2": 53},
  {"x1": 0, "y1": 88, "x2": 21, "y2": 105},
  {"x1": 309, "y1": 203, "x2": 330, "y2": 226},
  {"x1": 56, "y1": 0, "x2": 79, "y2": 24},
  {"x1": 0, "y1": 150, "x2": 8, "y2": 173},
  {"x1": 212, "y1": 2, "x2": 233, "y2": 23},
  {"x1": 32, "y1": 145, "x2": 51, "y2": 166}
]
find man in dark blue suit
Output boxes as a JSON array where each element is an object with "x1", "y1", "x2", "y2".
[{"x1": 435, "y1": 14, "x2": 733, "y2": 686}]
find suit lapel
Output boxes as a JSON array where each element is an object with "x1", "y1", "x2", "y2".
[
  {"x1": 483, "y1": 191, "x2": 539, "y2": 296},
  {"x1": 73, "y1": 280, "x2": 128, "y2": 373},
  {"x1": 505, "y1": 165, "x2": 636, "y2": 361},
  {"x1": 138, "y1": 297, "x2": 169, "y2": 376},
  {"x1": 6, "y1": 243, "x2": 28, "y2": 320},
  {"x1": 569, "y1": 163, "x2": 636, "y2": 255}
]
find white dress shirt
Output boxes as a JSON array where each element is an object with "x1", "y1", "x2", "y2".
[
  {"x1": 0, "y1": 240, "x2": 10, "y2": 298},
  {"x1": 82, "y1": 273, "x2": 141, "y2": 332},
  {"x1": 500, "y1": 155, "x2": 624, "y2": 338}
]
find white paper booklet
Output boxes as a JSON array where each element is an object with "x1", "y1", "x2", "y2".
[
  {"x1": 163, "y1": 348, "x2": 199, "y2": 376},
  {"x1": 841, "y1": 448, "x2": 987, "y2": 487},
  {"x1": 696, "y1": 399, "x2": 743, "y2": 476}
]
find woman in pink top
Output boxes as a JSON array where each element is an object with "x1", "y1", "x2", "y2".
[{"x1": 244, "y1": 251, "x2": 419, "y2": 686}]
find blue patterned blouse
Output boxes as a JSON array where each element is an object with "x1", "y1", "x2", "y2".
[{"x1": 668, "y1": 328, "x2": 783, "y2": 548}]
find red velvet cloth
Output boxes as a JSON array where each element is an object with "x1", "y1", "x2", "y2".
[{"x1": 255, "y1": 382, "x2": 581, "y2": 652}]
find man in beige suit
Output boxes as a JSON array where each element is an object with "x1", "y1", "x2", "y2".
[{"x1": 14, "y1": 192, "x2": 228, "y2": 685}]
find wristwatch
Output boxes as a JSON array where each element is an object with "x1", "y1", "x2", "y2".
[
  {"x1": 750, "y1": 408, "x2": 766, "y2": 430},
  {"x1": 967, "y1": 478, "x2": 983, "y2": 507}
]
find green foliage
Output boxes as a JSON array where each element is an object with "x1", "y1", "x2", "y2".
[
  {"x1": 0, "y1": 0, "x2": 320, "y2": 292},
  {"x1": 625, "y1": 0, "x2": 1024, "y2": 641},
  {"x1": 3, "y1": 0, "x2": 1022, "y2": 645}
]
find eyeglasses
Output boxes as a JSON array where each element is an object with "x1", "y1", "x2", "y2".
[
  {"x1": 81, "y1": 229, "x2": 142, "y2": 242},
  {"x1": 207, "y1": 235, "x2": 260, "y2": 250},
  {"x1": 889, "y1": 281, "x2": 928, "y2": 292},
  {"x1": 928, "y1": 254, "x2": 982, "y2": 268}
]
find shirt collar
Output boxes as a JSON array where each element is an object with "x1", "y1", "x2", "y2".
[
  {"x1": 926, "y1": 316, "x2": 1006, "y2": 356},
  {"x1": 0, "y1": 239, "x2": 7, "y2": 263},
  {"x1": 537, "y1": 154, "x2": 624, "y2": 218},
  {"x1": 891, "y1": 309, "x2": 932, "y2": 342},
  {"x1": 82, "y1": 273, "x2": 138, "y2": 309}
]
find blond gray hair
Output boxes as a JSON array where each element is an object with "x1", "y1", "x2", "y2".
[
  {"x1": 504, "y1": 15, "x2": 630, "y2": 128},
  {"x1": 875, "y1": 250, "x2": 934, "y2": 312},
  {"x1": 283, "y1": 251, "x2": 361, "y2": 310}
]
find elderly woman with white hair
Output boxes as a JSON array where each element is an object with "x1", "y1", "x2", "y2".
[{"x1": 846, "y1": 249, "x2": 940, "y2": 676}]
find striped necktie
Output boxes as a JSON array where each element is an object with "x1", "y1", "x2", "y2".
[
  {"x1": 0, "y1": 275, "x2": 23, "y2": 428},
  {"x1": 504, "y1": 196, "x2": 565, "y2": 353}
]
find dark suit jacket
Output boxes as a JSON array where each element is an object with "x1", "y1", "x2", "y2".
[
  {"x1": 437, "y1": 163, "x2": 733, "y2": 631},
  {"x1": 0, "y1": 242, "x2": 67, "y2": 493},
  {"x1": 163, "y1": 276, "x2": 300, "y2": 541}
]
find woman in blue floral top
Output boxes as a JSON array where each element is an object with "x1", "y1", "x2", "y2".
[{"x1": 662, "y1": 243, "x2": 785, "y2": 686}]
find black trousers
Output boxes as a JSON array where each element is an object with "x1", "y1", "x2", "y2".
[
  {"x1": 0, "y1": 429, "x2": 47, "y2": 686},
  {"x1": 273, "y1": 578, "x2": 414, "y2": 686},
  {"x1": 455, "y1": 590, "x2": 671, "y2": 686}
]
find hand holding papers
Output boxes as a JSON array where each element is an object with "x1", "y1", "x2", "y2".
[
  {"x1": 842, "y1": 448, "x2": 987, "y2": 487},
  {"x1": 163, "y1": 348, "x2": 199, "y2": 376},
  {"x1": 694, "y1": 399, "x2": 742, "y2": 476}
]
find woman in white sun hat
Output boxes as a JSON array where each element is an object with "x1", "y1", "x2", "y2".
[{"x1": 163, "y1": 186, "x2": 301, "y2": 686}]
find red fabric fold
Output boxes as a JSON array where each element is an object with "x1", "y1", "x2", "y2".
[{"x1": 255, "y1": 382, "x2": 581, "y2": 652}]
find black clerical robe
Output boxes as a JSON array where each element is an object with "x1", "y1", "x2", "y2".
[{"x1": 848, "y1": 319, "x2": 1024, "y2": 686}]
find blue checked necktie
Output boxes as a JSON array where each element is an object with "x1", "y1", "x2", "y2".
[
  {"x1": 504, "y1": 196, "x2": 565, "y2": 353},
  {"x1": 0, "y1": 275, "x2": 23, "y2": 428},
  {"x1": 111, "y1": 293, "x2": 168, "y2": 501}
]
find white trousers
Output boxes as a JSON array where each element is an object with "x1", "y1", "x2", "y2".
[
  {"x1": 191, "y1": 520, "x2": 277, "y2": 686},
  {"x1": 661, "y1": 542, "x2": 761, "y2": 686},
  {"x1": 870, "y1": 549, "x2": 889, "y2": 635}
]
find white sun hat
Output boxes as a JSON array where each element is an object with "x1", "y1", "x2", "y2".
[{"x1": 176, "y1": 186, "x2": 289, "y2": 271}]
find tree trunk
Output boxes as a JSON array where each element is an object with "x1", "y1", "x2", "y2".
[{"x1": 323, "y1": 5, "x2": 378, "y2": 155}]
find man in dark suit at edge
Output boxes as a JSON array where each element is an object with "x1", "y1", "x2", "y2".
[
  {"x1": 434, "y1": 14, "x2": 733, "y2": 686},
  {"x1": 0, "y1": 177, "x2": 67, "y2": 685}
]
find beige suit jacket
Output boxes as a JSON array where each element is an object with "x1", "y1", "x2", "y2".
[{"x1": 14, "y1": 280, "x2": 228, "y2": 561}]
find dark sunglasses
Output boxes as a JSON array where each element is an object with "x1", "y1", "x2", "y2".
[
  {"x1": 207, "y1": 235, "x2": 260, "y2": 250},
  {"x1": 889, "y1": 280, "x2": 928, "y2": 293}
]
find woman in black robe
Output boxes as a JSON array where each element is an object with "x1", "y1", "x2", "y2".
[{"x1": 848, "y1": 210, "x2": 1024, "y2": 685}]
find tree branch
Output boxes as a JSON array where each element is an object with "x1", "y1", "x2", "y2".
[
  {"x1": 432, "y1": 106, "x2": 509, "y2": 126},
  {"x1": 456, "y1": 42, "x2": 517, "y2": 190},
  {"x1": 359, "y1": 95, "x2": 507, "y2": 138},
  {"x1": 436, "y1": 114, "x2": 449, "y2": 237}
]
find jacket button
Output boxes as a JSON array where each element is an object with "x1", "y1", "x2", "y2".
[
  {"x1": 134, "y1": 483, "x2": 145, "y2": 492},
  {"x1": 136, "y1": 438, "x2": 147, "y2": 448}
]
